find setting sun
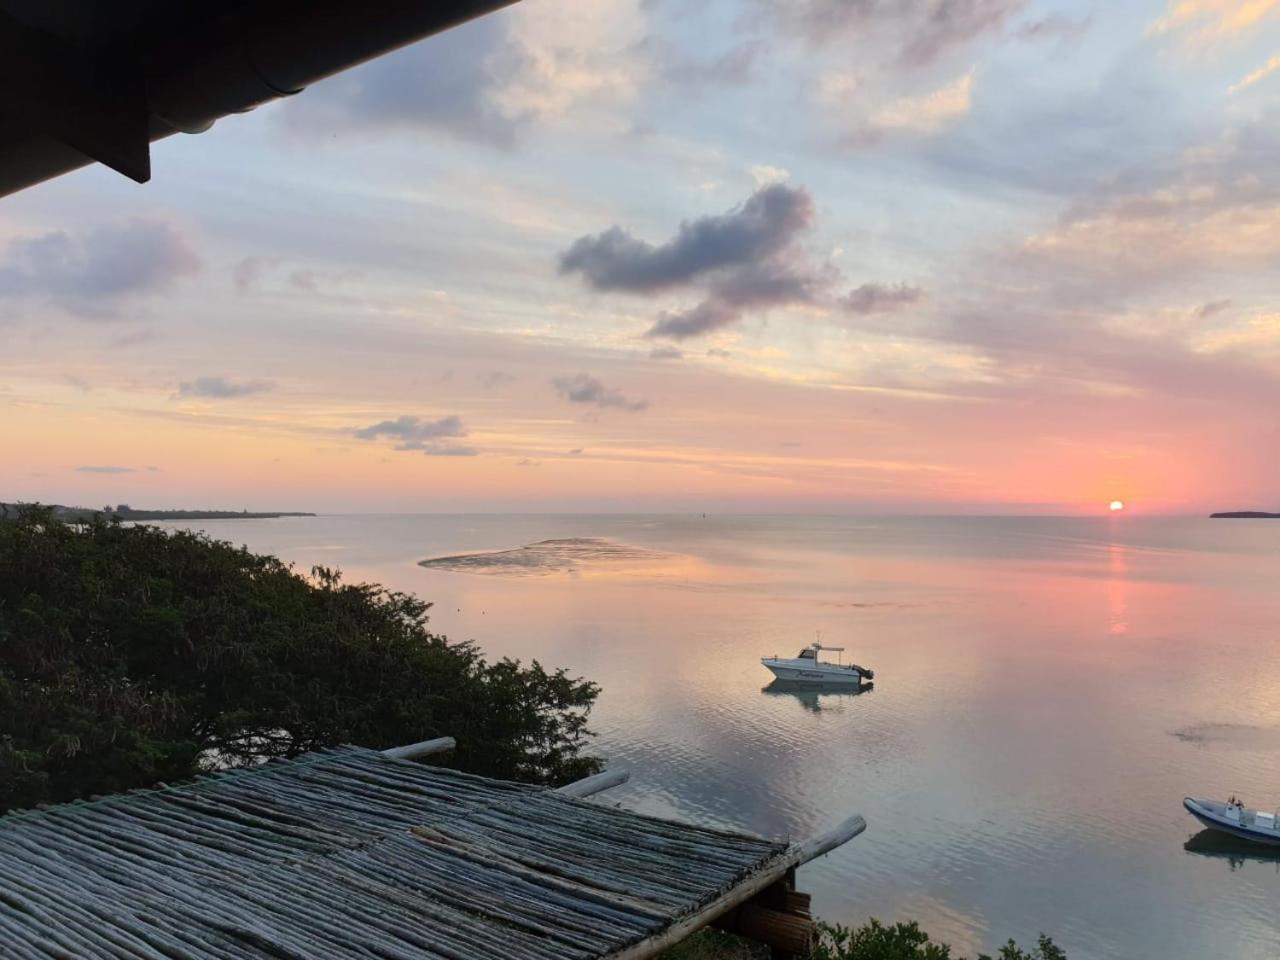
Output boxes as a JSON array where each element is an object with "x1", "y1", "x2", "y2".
[{"x1": 1109, "y1": 500, "x2": 1125, "y2": 512}]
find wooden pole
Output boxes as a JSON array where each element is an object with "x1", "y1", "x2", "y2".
[
  {"x1": 601, "y1": 813, "x2": 866, "y2": 960},
  {"x1": 554, "y1": 768, "x2": 630, "y2": 798},
  {"x1": 380, "y1": 737, "x2": 456, "y2": 760}
]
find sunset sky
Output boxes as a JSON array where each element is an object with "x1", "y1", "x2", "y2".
[{"x1": 4, "y1": 0, "x2": 1280, "y2": 514}]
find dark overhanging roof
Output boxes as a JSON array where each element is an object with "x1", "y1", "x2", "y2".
[{"x1": 0, "y1": 0, "x2": 517, "y2": 199}]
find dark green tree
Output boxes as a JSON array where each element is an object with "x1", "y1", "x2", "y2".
[{"x1": 0, "y1": 507, "x2": 600, "y2": 811}]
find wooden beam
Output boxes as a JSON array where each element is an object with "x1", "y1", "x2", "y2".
[
  {"x1": 554, "y1": 768, "x2": 630, "y2": 798},
  {"x1": 784, "y1": 890, "x2": 812, "y2": 918},
  {"x1": 601, "y1": 813, "x2": 866, "y2": 960},
  {"x1": 380, "y1": 737, "x2": 455, "y2": 760}
]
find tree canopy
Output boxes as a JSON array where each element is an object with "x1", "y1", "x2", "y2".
[{"x1": 0, "y1": 508, "x2": 600, "y2": 811}]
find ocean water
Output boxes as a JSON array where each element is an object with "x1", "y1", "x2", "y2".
[{"x1": 155, "y1": 514, "x2": 1280, "y2": 959}]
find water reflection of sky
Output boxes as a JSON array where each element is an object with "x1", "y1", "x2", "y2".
[{"x1": 157, "y1": 515, "x2": 1280, "y2": 960}]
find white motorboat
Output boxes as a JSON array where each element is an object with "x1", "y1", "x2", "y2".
[
  {"x1": 761, "y1": 642, "x2": 873, "y2": 686},
  {"x1": 1184, "y1": 796, "x2": 1280, "y2": 846}
]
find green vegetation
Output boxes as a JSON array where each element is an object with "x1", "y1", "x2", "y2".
[
  {"x1": 812, "y1": 920, "x2": 1066, "y2": 960},
  {"x1": 0, "y1": 507, "x2": 600, "y2": 811},
  {"x1": 663, "y1": 922, "x2": 1067, "y2": 960}
]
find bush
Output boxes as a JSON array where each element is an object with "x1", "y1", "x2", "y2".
[
  {"x1": 662, "y1": 921, "x2": 1066, "y2": 960},
  {"x1": 813, "y1": 920, "x2": 1067, "y2": 960},
  {"x1": 0, "y1": 507, "x2": 601, "y2": 810}
]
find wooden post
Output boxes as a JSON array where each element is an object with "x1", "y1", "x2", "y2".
[{"x1": 771, "y1": 868, "x2": 799, "y2": 960}]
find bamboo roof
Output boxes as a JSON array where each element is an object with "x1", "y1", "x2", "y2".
[{"x1": 0, "y1": 745, "x2": 798, "y2": 959}]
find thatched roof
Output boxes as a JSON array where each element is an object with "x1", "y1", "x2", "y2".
[{"x1": 0, "y1": 745, "x2": 809, "y2": 959}]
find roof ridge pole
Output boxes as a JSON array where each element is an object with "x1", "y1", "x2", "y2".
[
  {"x1": 554, "y1": 768, "x2": 631, "y2": 798},
  {"x1": 600, "y1": 813, "x2": 867, "y2": 960},
  {"x1": 380, "y1": 737, "x2": 456, "y2": 760}
]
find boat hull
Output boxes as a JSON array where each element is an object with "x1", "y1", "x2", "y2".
[
  {"x1": 761, "y1": 660, "x2": 868, "y2": 686},
  {"x1": 1184, "y1": 798, "x2": 1280, "y2": 846}
]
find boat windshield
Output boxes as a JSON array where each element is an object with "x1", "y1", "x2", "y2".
[{"x1": 798, "y1": 648, "x2": 816, "y2": 659}]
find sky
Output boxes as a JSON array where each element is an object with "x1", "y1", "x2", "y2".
[{"x1": 4, "y1": 0, "x2": 1280, "y2": 514}]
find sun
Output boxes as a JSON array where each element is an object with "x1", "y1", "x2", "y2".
[{"x1": 1108, "y1": 500, "x2": 1125, "y2": 512}]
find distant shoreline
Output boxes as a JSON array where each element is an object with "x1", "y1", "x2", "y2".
[
  {"x1": 1, "y1": 503, "x2": 315, "y2": 522},
  {"x1": 1209, "y1": 511, "x2": 1280, "y2": 519}
]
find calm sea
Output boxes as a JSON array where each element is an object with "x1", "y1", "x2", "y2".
[{"x1": 154, "y1": 514, "x2": 1280, "y2": 960}]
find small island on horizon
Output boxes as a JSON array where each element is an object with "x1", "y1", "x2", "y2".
[
  {"x1": 1, "y1": 502, "x2": 315, "y2": 522},
  {"x1": 1210, "y1": 510, "x2": 1280, "y2": 518}
]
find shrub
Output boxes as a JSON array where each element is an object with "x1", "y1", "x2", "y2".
[
  {"x1": 814, "y1": 920, "x2": 1067, "y2": 960},
  {"x1": 0, "y1": 507, "x2": 600, "y2": 810}
]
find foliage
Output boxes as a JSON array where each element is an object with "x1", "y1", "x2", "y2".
[
  {"x1": 813, "y1": 920, "x2": 1067, "y2": 960},
  {"x1": 662, "y1": 922, "x2": 1066, "y2": 960},
  {"x1": 0, "y1": 507, "x2": 600, "y2": 811}
]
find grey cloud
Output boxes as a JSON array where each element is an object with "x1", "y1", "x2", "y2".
[
  {"x1": 567, "y1": 447, "x2": 585, "y2": 455},
  {"x1": 647, "y1": 299, "x2": 741, "y2": 340},
  {"x1": 233, "y1": 256, "x2": 276, "y2": 294},
  {"x1": 715, "y1": 259, "x2": 835, "y2": 307},
  {"x1": 178, "y1": 376, "x2": 274, "y2": 399},
  {"x1": 649, "y1": 346, "x2": 684, "y2": 360},
  {"x1": 287, "y1": 268, "x2": 362, "y2": 291},
  {"x1": 354, "y1": 414, "x2": 476, "y2": 455},
  {"x1": 559, "y1": 183, "x2": 815, "y2": 293},
  {"x1": 1015, "y1": 14, "x2": 1090, "y2": 42},
  {"x1": 1195, "y1": 299, "x2": 1232, "y2": 320},
  {"x1": 755, "y1": 0, "x2": 1025, "y2": 67},
  {"x1": 107, "y1": 329, "x2": 158, "y2": 348},
  {"x1": 280, "y1": 15, "x2": 528, "y2": 147},
  {"x1": 842, "y1": 283, "x2": 926, "y2": 315},
  {"x1": 236, "y1": 259, "x2": 358, "y2": 294},
  {"x1": 552, "y1": 374, "x2": 648, "y2": 412},
  {"x1": 76, "y1": 465, "x2": 135, "y2": 474},
  {"x1": 516, "y1": 458, "x2": 541, "y2": 467},
  {"x1": 0, "y1": 220, "x2": 200, "y2": 316},
  {"x1": 647, "y1": 259, "x2": 836, "y2": 340},
  {"x1": 289, "y1": 270, "x2": 317, "y2": 291},
  {"x1": 480, "y1": 370, "x2": 518, "y2": 388},
  {"x1": 563, "y1": 182, "x2": 918, "y2": 341},
  {"x1": 649, "y1": 38, "x2": 759, "y2": 88},
  {"x1": 707, "y1": 348, "x2": 732, "y2": 358},
  {"x1": 900, "y1": 0, "x2": 1025, "y2": 66}
]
